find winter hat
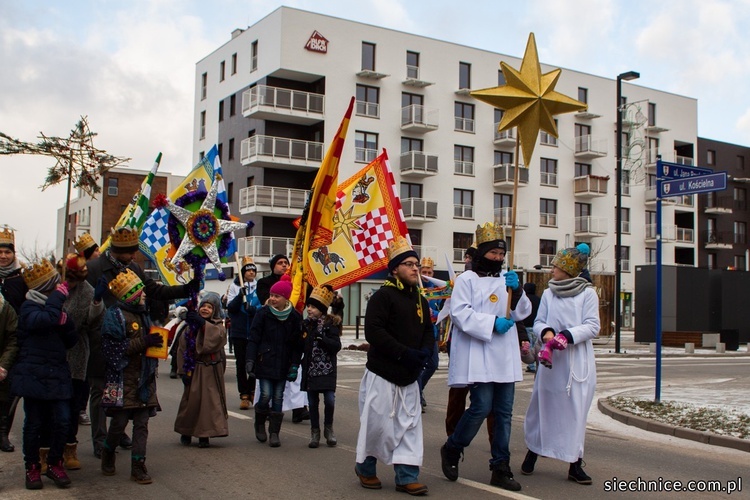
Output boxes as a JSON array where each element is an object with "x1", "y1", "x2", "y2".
[
  {"x1": 551, "y1": 243, "x2": 590, "y2": 278},
  {"x1": 199, "y1": 291, "x2": 224, "y2": 320},
  {"x1": 63, "y1": 253, "x2": 88, "y2": 281},
  {"x1": 464, "y1": 246, "x2": 476, "y2": 260},
  {"x1": 523, "y1": 282, "x2": 536, "y2": 295},
  {"x1": 21, "y1": 259, "x2": 60, "y2": 293},
  {"x1": 475, "y1": 222, "x2": 506, "y2": 258},
  {"x1": 110, "y1": 226, "x2": 140, "y2": 253},
  {"x1": 269, "y1": 254, "x2": 289, "y2": 271},
  {"x1": 0, "y1": 225, "x2": 15, "y2": 253},
  {"x1": 269, "y1": 274, "x2": 293, "y2": 300},
  {"x1": 74, "y1": 233, "x2": 99, "y2": 260},
  {"x1": 108, "y1": 268, "x2": 145, "y2": 304},
  {"x1": 387, "y1": 236, "x2": 419, "y2": 273},
  {"x1": 306, "y1": 285, "x2": 334, "y2": 315},
  {"x1": 240, "y1": 255, "x2": 257, "y2": 274}
]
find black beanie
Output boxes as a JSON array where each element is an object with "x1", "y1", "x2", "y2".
[{"x1": 269, "y1": 254, "x2": 289, "y2": 270}]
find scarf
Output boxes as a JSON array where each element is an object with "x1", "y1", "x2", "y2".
[
  {"x1": 383, "y1": 277, "x2": 423, "y2": 323},
  {"x1": 270, "y1": 302, "x2": 292, "y2": 321},
  {"x1": 105, "y1": 250, "x2": 129, "y2": 273},
  {"x1": 24, "y1": 289, "x2": 48, "y2": 305},
  {"x1": 547, "y1": 276, "x2": 592, "y2": 298},
  {"x1": 473, "y1": 256, "x2": 503, "y2": 277},
  {"x1": 0, "y1": 259, "x2": 20, "y2": 279}
]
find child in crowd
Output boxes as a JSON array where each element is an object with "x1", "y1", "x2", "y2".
[
  {"x1": 174, "y1": 292, "x2": 228, "y2": 448},
  {"x1": 245, "y1": 274, "x2": 303, "y2": 448},
  {"x1": 301, "y1": 285, "x2": 342, "y2": 448},
  {"x1": 100, "y1": 269, "x2": 163, "y2": 484}
]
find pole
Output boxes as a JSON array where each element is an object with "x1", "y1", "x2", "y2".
[
  {"x1": 505, "y1": 132, "x2": 521, "y2": 318},
  {"x1": 61, "y1": 149, "x2": 74, "y2": 281},
  {"x1": 655, "y1": 159, "x2": 663, "y2": 403},
  {"x1": 615, "y1": 76, "x2": 623, "y2": 353}
]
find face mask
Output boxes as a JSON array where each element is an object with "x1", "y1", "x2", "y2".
[{"x1": 476, "y1": 255, "x2": 503, "y2": 275}]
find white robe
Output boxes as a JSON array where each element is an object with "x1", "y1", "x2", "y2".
[
  {"x1": 447, "y1": 270, "x2": 531, "y2": 387},
  {"x1": 355, "y1": 369, "x2": 423, "y2": 466},
  {"x1": 524, "y1": 287, "x2": 600, "y2": 463},
  {"x1": 253, "y1": 377, "x2": 308, "y2": 412}
]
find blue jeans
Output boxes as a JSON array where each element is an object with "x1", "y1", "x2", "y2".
[
  {"x1": 356, "y1": 456, "x2": 420, "y2": 485},
  {"x1": 257, "y1": 379, "x2": 286, "y2": 413},
  {"x1": 417, "y1": 342, "x2": 439, "y2": 401},
  {"x1": 446, "y1": 382, "x2": 515, "y2": 467},
  {"x1": 307, "y1": 390, "x2": 335, "y2": 428}
]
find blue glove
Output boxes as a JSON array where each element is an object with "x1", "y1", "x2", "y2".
[
  {"x1": 93, "y1": 276, "x2": 108, "y2": 302},
  {"x1": 494, "y1": 317, "x2": 514, "y2": 335},
  {"x1": 504, "y1": 270, "x2": 519, "y2": 290},
  {"x1": 286, "y1": 364, "x2": 299, "y2": 382}
]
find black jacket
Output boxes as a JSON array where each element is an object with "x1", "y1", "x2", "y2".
[
  {"x1": 301, "y1": 316, "x2": 341, "y2": 392},
  {"x1": 226, "y1": 277, "x2": 258, "y2": 341},
  {"x1": 0, "y1": 270, "x2": 27, "y2": 314},
  {"x1": 246, "y1": 305, "x2": 303, "y2": 381},
  {"x1": 255, "y1": 273, "x2": 281, "y2": 306},
  {"x1": 364, "y1": 277, "x2": 434, "y2": 386}
]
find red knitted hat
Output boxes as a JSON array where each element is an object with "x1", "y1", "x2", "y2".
[{"x1": 269, "y1": 274, "x2": 293, "y2": 300}]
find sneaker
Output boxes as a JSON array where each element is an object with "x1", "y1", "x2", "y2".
[
  {"x1": 25, "y1": 463, "x2": 43, "y2": 490},
  {"x1": 490, "y1": 461, "x2": 521, "y2": 491},
  {"x1": 78, "y1": 411, "x2": 91, "y2": 426},
  {"x1": 440, "y1": 444, "x2": 462, "y2": 481},
  {"x1": 521, "y1": 450, "x2": 537, "y2": 475},
  {"x1": 46, "y1": 460, "x2": 72, "y2": 488},
  {"x1": 568, "y1": 459, "x2": 592, "y2": 485},
  {"x1": 354, "y1": 466, "x2": 382, "y2": 489},
  {"x1": 395, "y1": 482, "x2": 429, "y2": 496}
]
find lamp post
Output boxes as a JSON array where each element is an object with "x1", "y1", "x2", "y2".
[{"x1": 615, "y1": 70, "x2": 639, "y2": 354}]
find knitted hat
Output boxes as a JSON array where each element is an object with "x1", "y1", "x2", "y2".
[
  {"x1": 199, "y1": 291, "x2": 224, "y2": 320},
  {"x1": 240, "y1": 256, "x2": 257, "y2": 274},
  {"x1": 110, "y1": 226, "x2": 140, "y2": 253},
  {"x1": 269, "y1": 254, "x2": 289, "y2": 271},
  {"x1": 64, "y1": 253, "x2": 88, "y2": 281},
  {"x1": 475, "y1": 222, "x2": 506, "y2": 257},
  {"x1": 108, "y1": 268, "x2": 145, "y2": 304},
  {"x1": 0, "y1": 225, "x2": 15, "y2": 253},
  {"x1": 74, "y1": 233, "x2": 99, "y2": 259},
  {"x1": 551, "y1": 243, "x2": 590, "y2": 278},
  {"x1": 387, "y1": 236, "x2": 419, "y2": 273},
  {"x1": 21, "y1": 259, "x2": 60, "y2": 293},
  {"x1": 420, "y1": 257, "x2": 434, "y2": 270},
  {"x1": 307, "y1": 285, "x2": 334, "y2": 315},
  {"x1": 269, "y1": 274, "x2": 292, "y2": 300}
]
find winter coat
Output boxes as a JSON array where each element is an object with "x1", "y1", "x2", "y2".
[
  {"x1": 364, "y1": 277, "x2": 435, "y2": 387},
  {"x1": 0, "y1": 269, "x2": 27, "y2": 314},
  {"x1": 246, "y1": 305, "x2": 303, "y2": 381},
  {"x1": 174, "y1": 319, "x2": 228, "y2": 438},
  {"x1": 300, "y1": 315, "x2": 341, "y2": 392},
  {"x1": 64, "y1": 281, "x2": 104, "y2": 381},
  {"x1": 226, "y1": 277, "x2": 259, "y2": 340},
  {"x1": 10, "y1": 290, "x2": 77, "y2": 400},
  {"x1": 255, "y1": 273, "x2": 281, "y2": 306},
  {"x1": 100, "y1": 303, "x2": 159, "y2": 411},
  {"x1": 0, "y1": 294, "x2": 19, "y2": 402}
]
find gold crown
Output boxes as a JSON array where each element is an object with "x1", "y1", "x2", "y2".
[
  {"x1": 0, "y1": 225, "x2": 14, "y2": 247},
  {"x1": 387, "y1": 236, "x2": 414, "y2": 262},
  {"x1": 309, "y1": 285, "x2": 335, "y2": 309},
  {"x1": 108, "y1": 269, "x2": 145, "y2": 303},
  {"x1": 110, "y1": 226, "x2": 140, "y2": 249},
  {"x1": 21, "y1": 259, "x2": 58, "y2": 290},
  {"x1": 74, "y1": 233, "x2": 97, "y2": 254},
  {"x1": 475, "y1": 222, "x2": 505, "y2": 246},
  {"x1": 241, "y1": 256, "x2": 255, "y2": 266},
  {"x1": 420, "y1": 257, "x2": 434, "y2": 269}
]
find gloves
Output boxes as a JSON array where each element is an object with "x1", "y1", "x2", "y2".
[
  {"x1": 143, "y1": 332, "x2": 164, "y2": 348},
  {"x1": 400, "y1": 348, "x2": 428, "y2": 370},
  {"x1": 186, "y1": 275, "x2": 203, "y2": 294},
  {"x1": 520, "y1": 340, "x2": 531, "y2": 357},
  {"x1": 550, "y1": 333, "x2": 568, "y2": 350},
  {"x1": 494, "y1": 317, "x2": 514, "y2": 335},
  {"x1": 245, "y1": 360, "x2": 255, "y2": 378},
  {"x1": 93, "y1": 276, "x2": 108, "y2": 302},
  {"x1": 59, "y1": 311, "x2": 68, "y2": 325},
  {"x1": 56, "y1": 281, "x2": 70, "y2": 298},
  {"x1": 286, "y1": 364, "x2": 299, "y2": 382},
  {"x1": 186, "y1": 310, "x2": 205, "y2": 327},
  {"x1": 504, "y1": 270, "x2": 519, "y2": 291}
]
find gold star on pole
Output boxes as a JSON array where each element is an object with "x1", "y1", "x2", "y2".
[{"x1": 471, "y1": 33, "x2": 587, "y2": 167}]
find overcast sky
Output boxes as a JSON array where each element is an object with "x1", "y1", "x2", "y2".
[{"x1": 2, "y1": 0, "x2": 749, "y2": 255}]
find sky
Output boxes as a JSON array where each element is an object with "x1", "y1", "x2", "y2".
[{"x1": 2, "y1": 0, "x2": 750, "y2": 255}]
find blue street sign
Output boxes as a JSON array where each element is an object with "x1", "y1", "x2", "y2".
[
  {"x1": 658, "y1": 172, "x2": 727, "y2": 197},
  {"x1": 657, "y1": 160, "x2": 713, "y2": 179}
]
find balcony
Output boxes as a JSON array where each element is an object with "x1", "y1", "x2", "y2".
[
  {"x1": 355, "y1": 100, "x2": 379, "y2": 118},
  {"x1": 356, "y1": 69, "x2": 389, "y2": 79},
  {"x1": 574, "y1": 216, "x2": 608, "y2": 237},
  {"x1": 675, "y1": 195, "x2": 694, "y2": 209},
  {"x1": 493, "y1": 163, "x2": 529, "y2": 187},
  {"x1": 356, "y1": 147, "x2": 378, "y2": 164},
  {"x1": 400, "y1": 151, "x2": 438, "y2": 177},
  {"x1": 238, "y1": 186, "x2": 308, "y2": 216},
  {"x1": 573, "y1": 175, "x2": 608, "y2": 198},
  {"x1": 705, "y1": 195, "x2": 733, "y2": 214},
  {"x1": 454, "y1": 116, "x2": 475, "y2": 133},
  {"x1": 454, "y1": 160, "x2": 474, "y2": 176},
  {"x1": 493, "y1": 207, "x2": 529, "y2": 230},
  {"x1": 493, "y1": 124, "x2": 516, "y2": 146},
  {"x1": 401, "y1": 105, "x2": 439, "y2": 132},
  {"x1": 703, "y1": 230, "x2": 733, "y2": 249},
  {"x1": 673, "y1": 227, "x2": 694, "y2": 244},
  {"x1": 241, "y1": 85, "x2": 324, "y2": 125},
  {"x1": 401, "y1": 198, "x2": 438, "y2": 223},
  {"x1": 575, "y1": 110, "x2": 602, "y2": 120},
  {"x1": 672, "y1": 154, "x2": 694, "y2": 166},
  {"x1": 574, "y1": 135, "x2": 607, "y2": 159},
  {"x1": 402, "y1": 66, "x2": 434, "y2": 87},
  {"x1": 645, "y1": 224, "x2": 676, "y2": 243},
  {"x1": 240, "y1": 135, "x2": 324, "y2": 171},
  {"x1": 237, "y1": 236, "x2": 295, "y2": 263},
  {"x1": 645, "y1": 187, "x2": 676, "y2": 205},
  {"x1": 644, "y1": 148, "x2": 660, "y2": 172},
  {"x1": 454, "y1": 204, "x2": 474, "y2": 219}
]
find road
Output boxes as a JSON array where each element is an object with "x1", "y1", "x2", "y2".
[{"x1": 0, "y1": 355, "x2": 747, "y2": 499}]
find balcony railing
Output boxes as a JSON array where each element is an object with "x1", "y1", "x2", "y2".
[
  {"x1": 400, "y1": 151, "x2": 438, "y2": 176},
  {"x1": 575, "y1": 216, "x2": 608, "y2": 235},
  {"x1": 240, "y1": 135, "x2": 323, "y2": 169},
  {"x1": 673, "y1": 154, "x2": 694, "y2": 166},
  {"x1": 238, "y1": 186, "x2": 309, "y2": 215},
  {"x1": 356, "y1": 100, "x2": 379, "y2": 118},
  {"x1": 674, "y1": 227, "x2": 694, "y2": 243},
  {"x1": 540, "y1": 213, "x2": 557, "y2": 227},
  {"x1": 401, "y1": 198, "x2": 438, "y2": 221},
  {"x1": 454, "y1": 204, "x2": 474, "y2": 219},
  {"x1": 241, "y1": 85, "x2": 324, "y2": 124},
  {"x1": 237, "y1": 236, "x2": 295, "y2": 261},
  {"x1": 540, "y1": 254, "x2": 555, "y2": 267},
  {"x1": 540, "y1": 172, "x2": 557, "y2": 186},
  {"x1": 573, "y1": 175, "x2": 608, "y2": 197},
  {"x1": 621, "y1": 220, "x2": 631, "y2": 234},
  {"x1": 454, "y1": 160, "x2": 475, "y2": 176},
  {"x1": 645, "y1": 224, "x2": 676, "y2": 241},
  {"x1": 454, "y1": 116, "x2": 475, "y2": 133},
  {"x1": 574, "y1": 135, "x2": 607, "y2": 158},
  {"x1": 401, "y1": 104, "x2": 439, "y2": 132},
  {"x1": 675, "y1": 195, "x2": 694, "y2": 208},
  {"x1": 493, "y1": 124, "x2": 516, "y2": 145},
  {"x1": 356, "y1": 147, "x2": 378, "y2": 163},
  {"x1": 493, "y1": 164, "x2": 529, "y2": 186},
  {"x1": 703, "y1": 230, "x2": 734, "y2": 247},
  {"x1": 493, "y1": 207, "x2": 529, "y2": 229},
  {"x1": 705, "y1": 195, "x2": 734, "y2": 213}
]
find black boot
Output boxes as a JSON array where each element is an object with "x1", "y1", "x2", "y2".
[
  {"x1": 268, "y1": 412, "x2": 283, "y2": 447},
  {"x1": 292, "y1": 406, "x2": 310, "y2": 423},
  {"x1": 0, "y1": 415, "x2": 14, "y2": 452},
  {"x1": 521, "y1": 450, "x2": 537, "y2": 475},
  {"x1": 309, "y1": 428, "x2": 320, "y2": 448},
  {"x1": 440, "y1": 443, "x2": 462, "y2": 481},
  {"x1": 323, "y1": 425, "x2": 337, "y2": 447},
  {"x1": 131, "y1": 457, "x2": 152, "y2": 484},
  {"x1": 101, "y1": 445, "x2": 116, "y2": 476},
  {"x1": 490, "y1": 461, "x2": 521, "y2": 491},
  {"x1": 568, "y1": 458, "x2": 592, "y2": 485},
  {"x1": 253, "y1": 405, "x2": 269, "y2": 443}
]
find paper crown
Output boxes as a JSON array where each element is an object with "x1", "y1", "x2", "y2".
[
  {"x1": 309, "y1": 285, "x2": 335, "y2": 309},
  {"x1": 387, "y1": 236, "x2": 414, "y2": 262},
  {"x1": 110, "y1": 226, "x2": 140, "y2": 250},
  {"x1": 108, "y1": 268, "x2": 145, "y2": 304},
  {"x1": 73, "y1": 233, "x2": 98, "y2": 254},
  {"x1": 551, "y1": 243, "x2": 590, "y2": 278},
  {"x1": 475, "y1": 222, "x2": 505, "y2": 246},
  {"x1": 0, "y1": 225, "x2": 15, "y2": 248},
  {"x1": 21, "y1": 259, "x2": 58, "y2": 290},
  {"x1": 420, "y1": 257, "x2": 434, "y2": 269},
  {"x1": 241, "y1": 256, "x2": 255, "y2": 267}
]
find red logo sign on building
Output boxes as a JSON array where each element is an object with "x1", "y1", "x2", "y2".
[{"x1": 305, "y1": 31, "x2": 329, "y2": 53}]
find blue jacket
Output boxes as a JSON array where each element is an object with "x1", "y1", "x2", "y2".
[{"x1": 226, "y1": 278, "x2": 259, "y2": 341}]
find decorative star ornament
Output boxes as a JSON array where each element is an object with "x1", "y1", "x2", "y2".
[{"x1": 471, "y1": 33, "x2": 587, "y2": 167}]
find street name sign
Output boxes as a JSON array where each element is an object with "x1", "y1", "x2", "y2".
[
  {"x1": 657, "y1": 160, "x2": 713, "y2": 179},
  {"x1": 658, "y1": 172, "x2": 727, "y2": 198}
]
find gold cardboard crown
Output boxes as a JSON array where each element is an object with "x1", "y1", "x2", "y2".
[
  {"x1": 108, "y1": 268, "x2": 145, "y2": 303},
  {"x1": 110, "y1": 226, "x2": 140, "y2": 249},
  {"x1": 74, "y1": 232, "x2": 97, "y2": 254},
  {"x1": 0, "y1": 225, "x2": 14, "y2": 247},
  {"x1": 309, "y1": 285, "x2": 335, "y2": 309},
  {"x1": 475, "y1": 222, "x2": 505, "y2": 246},
  {"x1": 241, "y1": 256, "x2": 255, "y2": 266},
  {"x1": 420, "y1": 257, "x2": 434, "y2": 269},
  {"x1": 387, "y1": 236, "x2": 414, "y2": 262},
  {"x1": 21, "y1": 259, "x2": 58, "y2": 290}
]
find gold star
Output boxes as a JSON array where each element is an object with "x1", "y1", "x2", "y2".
[
  {"x1": 332, "y1": 205, "x2": 361, "y2": 249},
  {"x1": 471, "y1": 33, "x2": 587, "y2": 167}
]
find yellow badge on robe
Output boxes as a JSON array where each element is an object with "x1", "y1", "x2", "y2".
[
  {"x1": 132, "y1": 322, "x2": 140, "y2": 330},
  {"x1": 489, "y1": 294, "x2": 498, "y2": 303}
]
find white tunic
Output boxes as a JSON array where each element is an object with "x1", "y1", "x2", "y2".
[
  {"x1": 253, "y1": 378, "x2": 308, "y2": 412},
  {"x1": 355, "y1": 369, "x2": 423, "y2": 466},
  {"x1": 448, "y1": 270, "x2": 531, "y2": 387},
  {"x1": 524, "y1": 287, "x2": 600, "y2": 463}
]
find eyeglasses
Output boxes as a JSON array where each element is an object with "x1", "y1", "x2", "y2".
[{"x1": 399, "y1": 261, "x2": 419, "y2": 269}]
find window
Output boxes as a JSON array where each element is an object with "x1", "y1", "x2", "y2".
[
  {"x1": 251, "y1": 40, "x2": 258, "y2": 71},
  {"x1": 220, "y1": 60, "x2": 225, "y2": 82},
  {"x1": 735, "y1": 221, "x2": 747, "y2": 244},
  {"x1": 621, "y1": 246, "x2": 631, "y2": 272},
  {"x1": 575, "y1": 162, "x2": 592, "y2": 177},
  {"x1": 648, "y1": 102, "x2": 656, "y2": 127},
  {"x1": 735, "y1": 255, "x2": 746, "y2": 270},
  {"x1": 576, "y1": 202, "x2": 591, "y2": 218},
  {"x1": 498, "y1": 69, "x2": 506, "y2": 86},
  {"x1": 494, "y1": 193, "x2": 512, "y2": 225},
  {"x1": 400, "y1": 182, "x2": 423, "y2": 199},
  {"x1": 494, "y1": 108, "x2": 504, "y2": 127},
  {"x1": 218, "y1": 100, "x2": 224, "y2": 122},
  {"x1": 454, "y1": 232, "x2": 474, "y2": 261},
  {"x1": 738, "y1": 155, "x2": 745, "y2": 171},
  {"x1": 648, "y1": 137, "x2": 660, "y2": 163},
  {"x1": 231, "y1": 53, "x2": 237, "y2": 74},
  {"x1": 708, "y1": 253, "x2": 717, "y2": 270},
  {"x1": 454, "y1": 102, "x2": 475, "y2": 132},
  {"x1": 454, "y1": 146, "x2": 474, "y2": 176},
  {"x1": 540, "y1": 120, "x2": 558, "y2": 145},
  {"x1": 646, "y1": 210, "x2": 657, "y2": 239},
  {"x1": 540, "y1": 198, "x2": 557, "y2": 227},
  {"x1": 578, "y1": 87, "x2": 588, "y2": 104},
  {"x1": 199, "y1": 111, "x2": 206, "y2": 140},
  {"x1": 622, "y1": 168, "x2": 631, "y2": 196},
  {"x1": 355, "y1": 131, "x2": 378, "y2": 163},
  {"x1": 620, "y1": 207, "x2": 631, "y2": 234},
  {"x1": 218, "y1": 143, "x2": 223, "y2": 163},
  {"x1": 494, "y1": 193, "x2": 512, "y2": 209},
  {"x1": 401, "y1": 137, "x2": 423, "y2": 153},
  {"x1": 540, "y1": 239, "x2": 557, "y2": 266},
  {"x1": 707, "y1": 149, "x2": 715, "y2": 165},
  {"x1": 228, "y1": 138, "x2": 235, "y2": 160},
  {"x1": 646, "y1": 248, "x2": 656, "y2": 264},
  {"x1": 540, "y1": 158, "x2": 558, "y2": 186},
  {"x1": 107, "y1": 177, "x2": 119, "y2": 196},
  {"x1": 575, "y1": 203, "x2": 591, "y2": 232},
  {"x1": 230, "y1": 94, "x2": 236, "y2": 117},
  {"x1": 408, "y1": 229, "x2": 423, "y2": 247},
  {"x1": 734, "y1": 187, "x2": 747, "y2": 210},
  {"x1": 494, "y1": 150, "x2": 513, "y2": 166},
  {"x1": 199, "y1": 151, "x2": 205, "y2": 160},
  {"x1": 246, "y1": 176, "x2": 254, "y2": 187},
  {"x1": 574, "y1": 123, "x2": 591, "y2": 152},
  {"x1": 362, "y1": 42, "x2": 376, "y2": 71},
  {"x1": 453, "y1": 189, "x2": 474, "y2": 219},
  {"x1": 201, "y1": 72, "x2": 207, "y2": 100},
  {"x1": 356, "y1": 85, "x2": 380, "y2": 117},
  {"x1": 459, "y1": 62, "x2": 471, "y2": 89},
  {"x1": 401, "y1": 92, "x2": 425, "y2": 125},
  {"x1": 227, "y1": 182, "x2": 233, "y2": 204},
  {"x1": 406, "y1": 51, "x2": 419, "y2": 79}
]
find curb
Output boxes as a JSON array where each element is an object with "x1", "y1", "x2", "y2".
[{"x1": 597, "y1": 399, "x2": 750, "y2": 453}]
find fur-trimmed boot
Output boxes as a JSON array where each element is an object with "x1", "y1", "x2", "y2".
[
  {"x1": 268, "y1": 412, "x2": 284, "y2": 447},
  {"x1": 39, "y1": 447, "x2": 49, "y2": 474},
  {"x1": 131, "y1": 457, "x2": 152, "y2": 484},
  {"x1": 254, "y1": 405, "x2": 269, "y2": 443}
]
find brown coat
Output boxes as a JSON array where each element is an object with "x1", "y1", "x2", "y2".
[
  {"x1": 174, "y1": 319, "x2": 228, "y2": 438},
  {"x1": 118, "y1": 308, "x2": 160, "y2": 410},
  {"x1": 0, "y1": 296, "x2": 19, "y2": 401}
]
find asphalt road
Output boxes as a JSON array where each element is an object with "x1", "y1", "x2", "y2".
[{"x1": 0, "y1": 355, "x2": 747, "y2": 499}]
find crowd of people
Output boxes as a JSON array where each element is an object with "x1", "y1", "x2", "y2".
[{"x1": 0, "y1": 221, "x2": 600, "y2": 495}]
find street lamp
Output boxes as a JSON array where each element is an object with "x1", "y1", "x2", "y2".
[{"x1": 615, "y1": 70, "x2": 639, "y2": 354}]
